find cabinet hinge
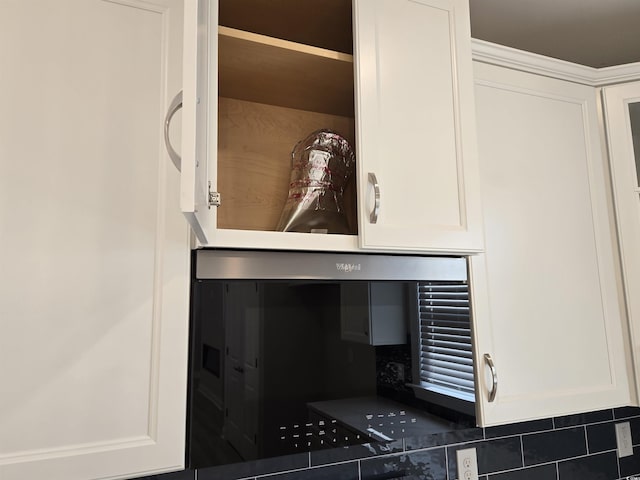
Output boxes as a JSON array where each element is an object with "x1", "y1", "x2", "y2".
[{"x1": 208, "y1": 181, "x2": 221, "y2": 208}]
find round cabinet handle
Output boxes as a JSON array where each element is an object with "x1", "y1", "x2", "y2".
[
  {"x1": 368, "y1": 172, "x2": 380, "y2": 224},
  {"x1": 484, "y1": 353, "x2": 498, "y2": 402},
  {"x1": 164, "y1": 90, "x2": 183, "y2": 172}
]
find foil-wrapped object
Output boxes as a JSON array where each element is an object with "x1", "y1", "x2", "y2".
[{"x1": 276, "y1": 129, "x2": 355, "y2": 234}]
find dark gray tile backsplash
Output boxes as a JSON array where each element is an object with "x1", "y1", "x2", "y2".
[
  {"x1": 197, "y1": 453, "x2": 308, "y2": 480},
  {"x1": 522, "y1": 427, "x2": 587, "y2": 465},
  {"x1": 360, "y1": 448, "x2": 447, "y2": 480},
  {"x1": 588, "y1": 422, "x2": 619, "y2": 454},
  {"x1": 484, "y1": 418, "x2": 553, "y2": 439},
  {"x1": 404, "y1": 427, "x2": 484, "y2": 451},
  {"x1": 260, "y1": 463, "x2": 360, "y2": 480},
  {"x1": 136, "y1": 407, "x2": 640, "y2": 480},
  {"x1": 557, "y1": 451, "x2": 619, "y2": 480},
  {"x1": 620, "y1": 448, "x2": 640, "y2": 479},
  {"x1": 555, "y1": 410, "x2": 614, "y2": 428},
  {"x1": 488, "y1": 463, "x2": 557, "y2": 480}
]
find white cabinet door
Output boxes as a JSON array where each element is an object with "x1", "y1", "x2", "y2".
[
  {"x1": 603, "y1": 81, "x2": 640, "y2": 404},
  {"x1": 353, "y1": 0, "x2": 483, "y2": 253},
  {"x1": 470, "y1": 62, "x2": 630, "y2": 426},
  {"x1": 0, "y1": 1, "x2": 190, "y2": 479},
  {"x1": 180, "y1": 0, "x2": 215, "y2": 244}
]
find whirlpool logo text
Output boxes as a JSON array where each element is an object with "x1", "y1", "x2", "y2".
[{"x1": 335, "y1": 263, "x2": 361, "y2": 273}]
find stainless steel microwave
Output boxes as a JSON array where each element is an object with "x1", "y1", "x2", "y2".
[{"x1": 187, "y1": 249, "x2": 475, "y2": 469}]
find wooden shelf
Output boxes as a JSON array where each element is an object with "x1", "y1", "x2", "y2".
[{"x1": 218, "y1": 26, "x2": 355, "y2": 117}]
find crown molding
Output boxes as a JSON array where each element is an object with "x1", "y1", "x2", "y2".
[
  {"x1": 471, "y1": 38, "x2": 640, "y2": 87},
  {"x1": 595, "y1": 62, "x2": 640, "y2": 86}
]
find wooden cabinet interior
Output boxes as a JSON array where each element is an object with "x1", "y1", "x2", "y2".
[
  {"x1": 219, "y1": 0, "x2": 353, "y2": 54},
  {"x1": 217, "y1": 0, "x2": 358, "y2": 234},
  {"x1": 219, "y1": 28, "x2": 354, "y2": 116}
]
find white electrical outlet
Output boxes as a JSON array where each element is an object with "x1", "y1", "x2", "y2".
[
  {"x1": 456, "y1": 447, "x2": 479, "y2": 480},
  {"x1": 616, "y1": 422, "x2": 634, "y2": 458}
]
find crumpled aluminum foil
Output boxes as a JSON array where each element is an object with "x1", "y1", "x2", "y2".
[{"x1": 276, "y1": 129, "x2": 355, "y2": 234}]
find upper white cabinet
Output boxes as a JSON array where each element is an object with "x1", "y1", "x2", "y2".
[
  {"x1": 603, "y1": 81, "x2": 640, "y2": 403},
  {"x1": 0, "y1": 1, "x2": 190, "y2": 479},
  {"x1": 180, "y1": 0, "x2": 483, "y2": 254},
  {"x1": 470, "y1": 62, "x2": 631, "y2": 426},
  {"x1": 354, "y1": 0, "x2": 483, "y2": 253}
]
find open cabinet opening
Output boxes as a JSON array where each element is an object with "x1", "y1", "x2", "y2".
[{"x1": 216, "y1": 0, "x2": 358, "y2": 234}]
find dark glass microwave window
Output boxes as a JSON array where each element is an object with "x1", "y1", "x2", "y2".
[
  {"x1": 202, "y1": 344, "x2": 221, "y2": 378},
  {"x1": 188, "y1": 279, "x2": 475, "y2": 469}
]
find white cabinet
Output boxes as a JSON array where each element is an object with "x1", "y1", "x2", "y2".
[
  {"x1": 353, "y1": 0, "x2": 483, "y2": 253},
  {"x1": 180, "y1": 0, "x2": 483, "y2": 254},
  {"x1": 602, "y1": 81, "x2": 640, "y2": 403},
  {"x1": 340, "y1": 283, "x2": 407, "y2": 346},
  {"x1": 470, "y1": 62, "x2": 631, "y2": 426},
  {"x1": 0, "y1": 1, "x2": 190, "y2": 479}
]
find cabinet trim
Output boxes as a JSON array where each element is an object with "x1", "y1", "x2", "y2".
[{"x1": 472, "y1": 38, "x2": 640, "y2": 87}]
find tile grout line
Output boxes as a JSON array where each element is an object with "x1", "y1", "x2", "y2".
[
  {"x1": 486, "y1": 416, "x2": 631, "y2": 443},
  {"x1": 476, "y1": 449, "x2": 620, "y2": 478},
  {"x1": 444, "y1": 444, "x2": 449, "y2": 480},
  {"x1": 616, "y1": 446, "x2": 622, "y2": 480},
  {"x1": 519, "y1": 434, "x2": 525, "y2": 468},
  {"x1": 585, "y1": 425, "x2": 590, "y2": 455},
  {"x1": 252, "y1": 458, "x2": 360, "y2": 479}
]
